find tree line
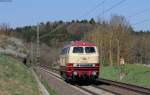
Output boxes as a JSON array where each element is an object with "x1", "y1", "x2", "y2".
[{"x1": 1, "y1": 15, "x2": 150, "y2": 65}]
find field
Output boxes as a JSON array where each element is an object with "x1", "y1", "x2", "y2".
[
  {"x1": 0, "y1": 54, "x2": 41, "y2": 95},
  {"x1": 101, "y1": 64, "x2": 150, "y2": 88}
]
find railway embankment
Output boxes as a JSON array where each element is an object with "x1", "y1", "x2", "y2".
[
  {"x1": 0, "y1": 54, "x2": 41, "y2": 95},
  {"x1": 0, "y1": 35, "x2": 28, "y2": 58}
]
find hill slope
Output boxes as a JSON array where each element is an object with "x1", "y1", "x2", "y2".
[{"x1": 0, "y1": 54, "x2": 41, "y2": 95}]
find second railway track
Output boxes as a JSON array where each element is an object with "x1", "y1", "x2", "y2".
[{"x1": 96, "y1": 78, "x2": 150, "y2": 95}]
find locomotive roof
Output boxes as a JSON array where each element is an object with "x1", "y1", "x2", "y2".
[{"x1": 64, "y1": 41, "x2": 96, "y2": 48}]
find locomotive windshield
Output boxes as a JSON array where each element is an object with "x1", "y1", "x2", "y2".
[
  {"x1": 73, "y1": 47, "x2": 84, "y2": 53},
  {"x1": 85, "y1": 47, "x2": 95, "y2": 53},
  {"x1": 73, "y1": 47, "x2": 96, "y2": 53}
]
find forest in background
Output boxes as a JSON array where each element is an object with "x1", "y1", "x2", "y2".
[{"x1": 0, "y1": 15, "x2": 150, "y2": 66}]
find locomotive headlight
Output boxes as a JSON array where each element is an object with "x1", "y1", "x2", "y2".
[
  {"x1": 73, "y1": 63, "x2": 77, "y2": 67},
  {"x1": 92, "y1": 64, "x2": 95, "y2": 67},
  {"x1": 92, "y1": 71, "x2": 96, "y2": 75},
  {"x1": 73, "y1": 71, "x2": 77, "y2": 75}
]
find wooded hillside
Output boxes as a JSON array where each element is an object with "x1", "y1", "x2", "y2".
[{"x1": 1, "y1": 15, "x2": 150, "y2": 65}]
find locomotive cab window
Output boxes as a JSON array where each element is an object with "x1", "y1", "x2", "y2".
[
  {"x1": 73, "y1": 47, "x2": 83, "y2": 53},
  {"x1": 61, "y1": 47, "x2": 70, "y2": 54},
  {"x1": 85, "y1": 47, "x2": 95, "y2": 53}
]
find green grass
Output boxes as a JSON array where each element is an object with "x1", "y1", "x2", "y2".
[
  {"x1": 42, "y1": 80, "x2": 59, "y2": 95},
  {"x1": 101, "y1": 64, "x2": 150, "y2": 88},
  {"x1": 0, "y1": 54, "x2": 41, "y2": 95}
]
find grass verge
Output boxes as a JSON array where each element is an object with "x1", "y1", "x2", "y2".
[
  {"x1": 101, "y1": 64, "x2": 150, "y2": 88},
  {"x1": 0, "y1": 54, "x2": 41, "y2": 95},
  {"x1": 41, "y1": 79, "x2": 58, "y2": 95}
]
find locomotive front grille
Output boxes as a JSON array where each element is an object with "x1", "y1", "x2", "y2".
[
  {"x1": 73, "y1": 63, "x2": 99, "y2": 67},
  {"x1": 79, "y1": 64, "x2": 93, "y2": 67}
]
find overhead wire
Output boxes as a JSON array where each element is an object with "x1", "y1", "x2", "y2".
[
  {"x1": 81, "y1": 0, "x2": 127, "y2": 19},
  {"x1": 80, "y1": 0, "x2": 150, "y2": 30},
  {"x1": 99, "y1": 0, "x2": 127, "y2": 17},
  {"x1": 81, "y1": 0, "x2": 105, "y2": 18},
  {"x1": 40, "y1": 0, "x2": 127, "y2": 39},
  {"x1": 126, "y1": 6, "x2": 150, "y2": 27},
  {"x1": 39, "y1": 1, "x2": 105, "y2": 39},
  {"x1": 132, "y1": 18, "x2": 150, "y2": 26},
  {"x1": 40, "y1": 24, "x2": 64, "y2": 39},
  {"x1": 127, "y1": 7, "x2": 150, "y2": 27},
  {"x1": 128, "y1": 7, "x2": 150, "y2": 19},
  {"x1": 96, "y1": 0, "x2": 150, "y2": 29}
]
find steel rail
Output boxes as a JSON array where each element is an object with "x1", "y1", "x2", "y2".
[
  {"x1": 36, "y1": 66, "x2": 99, "y2": 95},
  {"x1": 97, "y1": 78, "x2": 150, "y2": 95},
  {"x1": 38, "y1": 66, "x2": 150, "y2": 95}
]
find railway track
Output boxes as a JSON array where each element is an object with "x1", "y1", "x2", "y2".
[
  {"x1": 36, "y1": 67, "x2": 107, "y2": 95},
  {"x1": 96, "y1": 78, "x2": 150, "y2": 95},
  {"x1": 37, "y1": 66, "x2": 150, "y2": 95}
]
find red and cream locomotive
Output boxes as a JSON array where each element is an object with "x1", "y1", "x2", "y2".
[{"x1": 59, "y1": 41, "x2": 100, "y2": 81}]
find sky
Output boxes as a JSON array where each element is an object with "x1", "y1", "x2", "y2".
[{"x1": 0, "y1": 0, "x2": 150, "y2": 31}]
